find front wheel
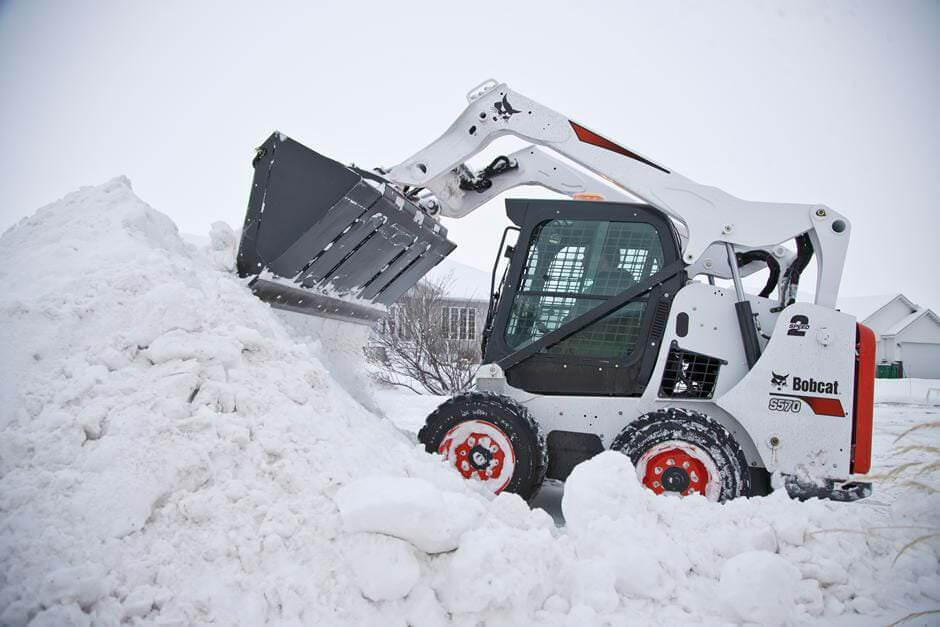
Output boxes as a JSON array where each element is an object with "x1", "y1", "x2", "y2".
[
  {"x1": 418, "y1": 392, "x2": 547, "y2": 500},
  {"x1": 611, "y1": 408, "x2": 751, "y2": 502}
]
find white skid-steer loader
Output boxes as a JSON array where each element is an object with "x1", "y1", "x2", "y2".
[{"x1": 238, "y1": 80, "x2": 875, "y2": 503}]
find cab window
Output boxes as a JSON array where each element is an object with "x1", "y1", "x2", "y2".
[{"x1": 504, "y1": 219, "x2": 664, "y2": 358}]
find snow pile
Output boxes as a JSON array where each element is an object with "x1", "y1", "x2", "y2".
[
  {"x1": 0, "y1": 179, "x2": 937, "y2": 626},
  {"x1": 0, "y1": 178, "x2": 473, "y2": 625}
]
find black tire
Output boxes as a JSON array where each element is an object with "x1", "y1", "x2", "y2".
[
  {"x1": 418, "y1": 391, "x2": 547, "y2": 500},
  {"x1": 611, "y1": 408, "x2": 751, "y2": 502}
]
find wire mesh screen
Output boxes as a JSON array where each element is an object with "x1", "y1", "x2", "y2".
[
  {"x1": 518, "y1": 221, "x2": 663, "y2": 296},
  {"x1": 659, "y1": 347, "x2": 722, "y2": 399},
  {"x1": 505, "y1": 218, "x2": 663, "y2": 357}
]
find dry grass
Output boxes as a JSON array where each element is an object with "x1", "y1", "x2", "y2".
[
  {"x1": 893, "y1": 421, "x2": 940, "y2": 443},
  {"x1": 867, "y1": 461, "x2": 925, "y2": 482},
  {"x1": 893, "y1": 533, "x2": 940, "y2": 566},
  {"x1": 891, "y1": 444, "x2": 940, "y2": 458},
  {"x1": 887, "y1": 608, "x2": 940, "y2": 626},
  {"x1": 882, "y1": 417, "x2": 940, "y2": 571},
  {"x1": 810, "y1": 414, "x2": 939, "y2": 570},
  {"x1": 892, "y1": 480, "x2": 938, "y2": 494}
]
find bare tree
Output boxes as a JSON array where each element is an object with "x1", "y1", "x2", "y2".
[{"x1": 368, "y1": 276, "x2": 482, "y2": 395}]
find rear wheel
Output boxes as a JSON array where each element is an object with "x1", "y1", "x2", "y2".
[
  {"x1": 418, "y1": 392, "x2": 547, "y2": 499},
  {"x1": 611, "y1": 408, "x2": 751, "y2": 502}
]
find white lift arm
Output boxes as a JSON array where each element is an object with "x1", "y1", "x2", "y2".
[{"x1": 382, "y1": 80, "x2": 850, "y2": 308}]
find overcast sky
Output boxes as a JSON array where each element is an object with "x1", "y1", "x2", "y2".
[{"x1": 1, "y1": 1, "x2": 937, "y2": 305}]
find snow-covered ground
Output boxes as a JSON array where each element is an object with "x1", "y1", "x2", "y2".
[{"x1": 1, "y1": 179, "x2": 938, "y2": 626}]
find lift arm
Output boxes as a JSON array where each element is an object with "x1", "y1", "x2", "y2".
[{"x1": 382, "y1": 79, "x2": 850, "y2": 308}]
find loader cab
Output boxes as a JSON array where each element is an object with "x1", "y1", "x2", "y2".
[{"x1": 482, "y1": 199, "x2": 684, "y2": 396}]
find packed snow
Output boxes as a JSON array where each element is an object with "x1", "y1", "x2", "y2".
[{"x1": 1, "y1": 178, "x2": 938, "y2": 626}]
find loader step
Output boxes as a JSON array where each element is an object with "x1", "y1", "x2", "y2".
[{"x1": 237, "y1": 133, "x2": 456, "y2": 322}]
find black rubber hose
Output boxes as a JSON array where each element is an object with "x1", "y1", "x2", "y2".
[
  {"x1": 736, "y1": 250, "x2": 781, "y2": 299},
  {"x1": 782, "y1": 234, "x2": 814, "y2": 305}
]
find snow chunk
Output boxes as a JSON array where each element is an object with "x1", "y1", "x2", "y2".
[
  {"x1": 341, "y1": 534, "x2": 421, "y2": 601},
  {"x1": 720, "y1": 550, "x2": 802, "y2": 625},
  {"x1": 561, "y1": 450, "x2": 646, "y2": 530},
  {"x1": 207, "y1": 220, "x2": 237, "y2": 271},
  {"x1": 335, "y1": 476, "x2": 484, "y2": 553},
  {"x1": 0, "y1": 178, "x2": 482, "y2": 625},
  {"x1": 436, "y1": 525, "x2": 559, "y2": 613}
]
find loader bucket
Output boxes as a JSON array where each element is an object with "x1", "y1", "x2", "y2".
[{"x1": 237, "y1": 133, "x2": 456, "y2": 325}]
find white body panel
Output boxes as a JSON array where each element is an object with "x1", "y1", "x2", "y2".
[{"x1": 716, "y1": 303, "x2": 857, "y2": 476}]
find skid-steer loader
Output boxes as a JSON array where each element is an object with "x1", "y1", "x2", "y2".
[{"x1": 238, "y1": 80, "x2": 875, "y2": 502}]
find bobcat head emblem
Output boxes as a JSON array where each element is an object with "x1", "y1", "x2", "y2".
[
  {"x1": 771, "y1": 372, "x2": 789, "y2": 388},
  {"x1": 494, "y1": 95, "x2": 521, "y2": 120}
]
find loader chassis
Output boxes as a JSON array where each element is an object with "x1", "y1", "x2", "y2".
[
  {"x1": 477, "y1": 275, "x2": 861, "y2": 484},
  {"x1": 472, "y1": 198, "x2": 868, "y2": 494},
  {"x1": 235, "y1": 79, "x2": 875, "y2": 502}
]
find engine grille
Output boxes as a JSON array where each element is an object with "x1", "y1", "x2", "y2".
[{"x1": 659, "y1": 345, "x2": 723, "y2": 399}]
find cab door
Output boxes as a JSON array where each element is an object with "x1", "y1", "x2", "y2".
[{"x1": 484, "y1": 199, "x2": 683, "y2": 396}]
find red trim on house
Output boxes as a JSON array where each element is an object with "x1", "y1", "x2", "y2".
[
  {"x1": 568, "y1": 121, "x2": 670, "y2": 174},
  {"x1": 851, "y1": 323, "x2": 876, "y2": 474}
]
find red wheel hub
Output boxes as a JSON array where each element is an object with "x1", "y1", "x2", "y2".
[
  {"x1": 641, "y1": 447, "x2": 710, "y2": 496},
  {"x1": 437, "y1": 420, "x2": 515, "y2": 493}
]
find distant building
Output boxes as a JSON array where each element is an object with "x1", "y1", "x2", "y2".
[
  {"x1": 425, "y1": 259, "x2": 491, "y2": 343},
  {"x1": 838, "y1": 294, "x2": 940, "y2": 378},
  {"x1": 371, "y1": 259, "x2": 491, "y2": 360}
]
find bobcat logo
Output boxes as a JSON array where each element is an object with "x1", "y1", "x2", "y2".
[
  {"x1": 494, "y1": 95, "x2": 521, "y2": 120},
  {"x1": 771, "y1": 372, "x2": 789, "y2": 388}
]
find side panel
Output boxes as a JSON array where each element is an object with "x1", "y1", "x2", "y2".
[
  {"x1": 639, "y1": 282, "x2": 768, "y2": 403},
  {"x1": 716, "y1": 304, "x2": 857, "y2": 476}
]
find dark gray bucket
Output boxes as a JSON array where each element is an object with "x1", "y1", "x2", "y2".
[{"x1": 237, "y1": 133, "x2": 455, "y2": 324}]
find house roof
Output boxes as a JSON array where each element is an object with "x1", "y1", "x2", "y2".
[
  {"x1": 836, "y1": 293, "x2": 917, "y2": 322},
  {"x1": 883, "y1": 307, "x2": 940, "y2": 336},
  {"x1": 425, "y1": 258, "x2": 492, "y2": 302}
]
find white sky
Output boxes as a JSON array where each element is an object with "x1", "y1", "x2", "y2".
[{"x1": 1, "y1": 1, "x2": 938, "y2": 306}]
